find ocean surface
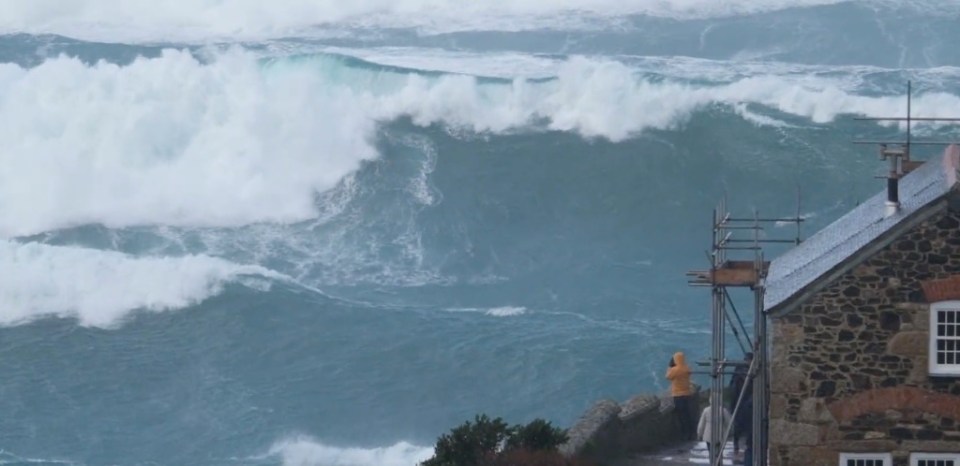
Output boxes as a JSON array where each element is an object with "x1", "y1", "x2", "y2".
[{"x1": 0, "y1": 1, "x2": 959, "y2": 465}]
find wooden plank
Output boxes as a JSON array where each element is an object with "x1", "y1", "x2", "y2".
[{"x1": 712, "y1": 267, "x2": 758, "y2": 285}]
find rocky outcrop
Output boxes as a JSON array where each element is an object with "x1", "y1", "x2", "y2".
[{"x1": 559, "y1": 389, "x2": 700, "y2": 464}]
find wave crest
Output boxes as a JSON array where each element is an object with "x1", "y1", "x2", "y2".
[
  {"x1": 268, "y1": 437, "x2": 433, "y2": 466},
  {"x1": 0, "y1": 240, "x2": 280, "y2": 327},
  {"x1": 2, "y1": 50, "x2": 959, "y2": 236},
  {"x1": 0, "y1": 49, "x2": 378, "y2": 236}
]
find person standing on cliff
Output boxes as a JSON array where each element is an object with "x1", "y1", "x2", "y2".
[{"x1": 666, "y1": 352, "x2": 695, "y2": 440}]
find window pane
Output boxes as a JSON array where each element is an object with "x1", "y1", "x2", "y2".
[
  {"x1": 939, "y1": 339, "x2": 947, "y2": 350},
  {"x1": 939, "y1": 351, "x2": 947, "y2": 364},
  {"x1": 916, "y1": 456, "x2": 960, "y2": 466},
  {"x1": 949, "y1": 311, "x2": 957, "y2": 324}
]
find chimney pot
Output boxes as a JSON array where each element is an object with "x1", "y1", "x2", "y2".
[
  {"x1": 886, "y1": 177, "x2": 900, "y2": 216},
  {"x1": 885, "y1": 201, "x2": 900, "y2": 217}
]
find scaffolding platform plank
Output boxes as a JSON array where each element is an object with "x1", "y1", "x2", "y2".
[{"x1": 687, "y1": 260, "x2": 770, "y2": 286}]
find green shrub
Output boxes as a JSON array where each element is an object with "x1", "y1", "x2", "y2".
[
  {"x1": 506, "y1": 419, "x2": 568, "y2": 452},
  {"x1": 485, "y1": 450, "x2": 598, "y2": 466},
  {"x1": 421, "y1": 415, "x2": 579, "y2": 466},
  {"x1": 421, "y1": 415, "x2": 512, "y2": 466}
]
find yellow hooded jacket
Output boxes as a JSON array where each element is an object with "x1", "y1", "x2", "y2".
[{"x1": 666, "y1": 352, "x2": 693, "y2": 397}]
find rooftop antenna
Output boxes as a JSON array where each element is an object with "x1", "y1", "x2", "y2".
[
  {"x1": 853, "y1": 81, "x2": 960, "y2": 216},
  {"x1": 907, "y1": 80, "x2": 912, "y2": 150}
]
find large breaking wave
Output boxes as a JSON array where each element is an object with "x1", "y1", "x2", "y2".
[
  {"x1": 1, "y1": 48, "x2": 958, "y2": 237},
  {"x1": 1, "y1": 2, "x2": 959, "y2": 462}
]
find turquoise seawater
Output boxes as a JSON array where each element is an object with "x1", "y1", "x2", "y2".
[{"x1": 0, "y1": 1, "x2": 959, "y2": 464}]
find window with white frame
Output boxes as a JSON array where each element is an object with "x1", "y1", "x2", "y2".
[
  {"x1": 840, "y1": 453, "x2": 892, "y2": 466},
  {"x1": 930, "y1": 301, "x2": 960, "y2": 376},
  {"x1": 912, "y1": 453, "x2": 960, "y2": 466}
]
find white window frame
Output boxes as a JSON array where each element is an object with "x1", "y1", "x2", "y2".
[
  {"x1": 930, "y1": 301, "x2": 960, "y2": 376},
  {"x1": 911, "y1": 453, "x2": 960, "y2": 466},
  {"x1": 839, "y1": 453, "x2": 892, "y2": 466}
]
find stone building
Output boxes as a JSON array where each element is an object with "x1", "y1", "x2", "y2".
[{"x1": 762, "y1": 145, "x2": 960, "y2": 466}]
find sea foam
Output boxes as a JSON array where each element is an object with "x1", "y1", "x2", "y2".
[
  {"x1": 268, "y1": 437, "x2": 433, "y2": 466},
  {"x1": 0, "y1": 49, "x2": 378, "y2": 236},
  {"x1": 0, "y1": 240, "x2": 281, "y2": 328},
  {"x1": 2, "y1": 50, "x2": 959, "y2": 236}
]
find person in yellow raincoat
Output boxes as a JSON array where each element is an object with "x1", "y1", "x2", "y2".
[{"x1": 666, "y1": 351, "x2": 695, "y2": 440}]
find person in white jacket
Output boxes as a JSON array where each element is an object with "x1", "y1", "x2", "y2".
[{"x1": 697, "y1": 403, "x2": 732, "y2": 460}]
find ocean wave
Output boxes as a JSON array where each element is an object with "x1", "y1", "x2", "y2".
[
  {"x1": 2, "y1": 49, "x2": 959, "y2": 235},
  {"x1": 318, "y1": 47, "x2": 960, "y2": 85},
  {"x1": 267, "y1": 437, "x2": 432, "y2": 466},
  {"x1": 0, "y1": 48, "x2": 378, "y2": 236},
  {"x1": 733, "y1": 103, "x2": 796, "y2": 128},
  {"x1": 315, "y1": 47, "x2": 562, "y2": 80},
  {"x1": 3, "y1": 0, "x2": 952, "y2": 42},
  {"x1": 0, "y1": 239, "x2": 283, "y2": 328},
  {"x1": 486, "y1": 306, "x2": 527, "y2": 317},
  {"x1": 0, "y1": 0, "x2": 844, "y2": 40},
  {"x1": 0, "y1": 449, "x2": 79, "y2": 466},
  {"x1": 445, "y1": 306, "x2": 528, "y2": 317}
]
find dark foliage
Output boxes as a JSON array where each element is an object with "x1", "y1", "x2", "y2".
[
  {"x1": 505, "y1": 419, "x2": 568, "y2": 452},
  {"x1": 421, "y1": 415, "x2": 578, "y2": 466},
  {"x1": 421, "y1": 415, "x2": 511, "y2": 466},
  {"x1": 484, "y1": 450, "x2": 598, "y2": 466}
]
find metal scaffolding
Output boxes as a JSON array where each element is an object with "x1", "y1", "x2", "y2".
[
  {"x1": 682, "y1": 80, "x2": 958, "y2": 466},
  {"x1": 686, "y1": 196, "x2": 802, "y2": 466}
]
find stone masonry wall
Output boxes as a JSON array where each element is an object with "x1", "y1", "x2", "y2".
[{"x1": 769, "y1": 209, "x2": 960, "y2": 466}]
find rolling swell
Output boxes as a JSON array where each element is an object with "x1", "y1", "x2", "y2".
[
  {"x1": 4, "y1": 1, "x2": 960, "y2": 67},
  {"x1": 0, "y1": 5, "x2": 959, "y2": 464},
  {"x1": 3, "y1": 46, "x2": 958, "y2": 238}
]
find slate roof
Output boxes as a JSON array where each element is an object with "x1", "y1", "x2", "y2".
[{"x1": 764, "y1": 145, "x2": 960, "y2": 314}]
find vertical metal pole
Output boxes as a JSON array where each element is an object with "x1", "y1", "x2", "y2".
[
  {"x1": 906, "y1": 80, "x2": 912, "y2": 154},
  {"x1": 796, "y1": 187, "x2": 802, "y2": 245},
  {"x1": 710, "y1": 286, "x2": 723, "y2": 466},
  {"x1": 750, "y1": 210, "x2": 766, "y2": 466},
  {"x1": 753, "y1": 268, "x2": 768, "y2": 466},
  {"x1": 709, "y1": 203, "x2": 725, "y2": 466}
]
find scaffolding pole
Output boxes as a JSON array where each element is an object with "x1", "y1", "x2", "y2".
[
  {"x1": 688, "y1": 199, "x2": 802, "y2": 466},
  {"x1": 753, "y1": 281, "x2": 769, "y2": 466}
]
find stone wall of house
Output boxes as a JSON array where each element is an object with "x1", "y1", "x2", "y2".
[{"x1": 769, "y1": 208, "x2": 960, "y2": 466}]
